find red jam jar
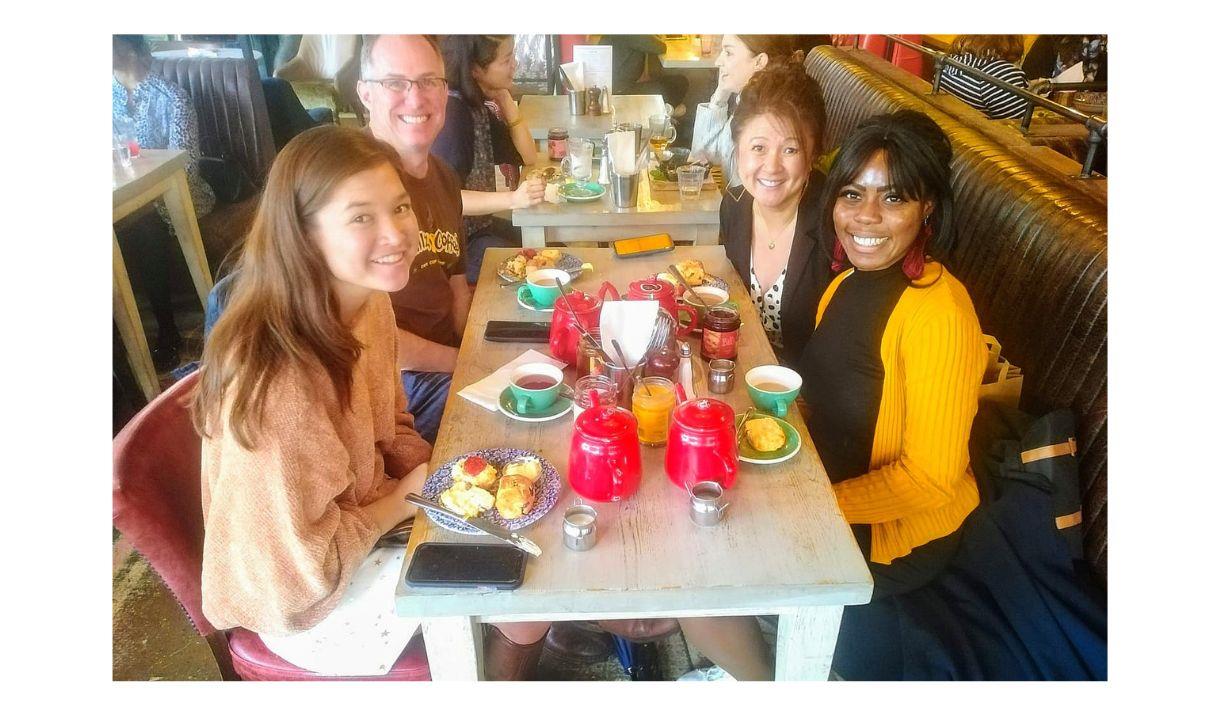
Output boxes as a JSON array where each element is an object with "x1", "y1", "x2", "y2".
[
  {"x1": 700, "y1": 306, "x2": 741, "y2": 361},
  {"x1": 548, "y1": 127, "x2": 569, "y2": 161}
]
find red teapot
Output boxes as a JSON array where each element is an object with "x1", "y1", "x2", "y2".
[
  {"x1": 600, "y1": 279, "x2": 697, "y2": 336},
  {"x1": 664, "y1": 398, "x2": 739, "y2": 490},
  {"x1": 569, "y1": 403, "x2": 643, "y2": 502},
  {"x1": 549, "y1": 285, "x2": 616, "y2": 364}
]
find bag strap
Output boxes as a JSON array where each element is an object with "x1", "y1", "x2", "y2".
[{"x1": 1020, "y1": 437, "x2": 1077, "y2": 464}]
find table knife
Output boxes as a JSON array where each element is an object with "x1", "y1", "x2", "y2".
[{"x1": 405, "y1": 493, "x2": 543, "y2": 557}]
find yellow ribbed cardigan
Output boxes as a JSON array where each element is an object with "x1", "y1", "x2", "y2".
[{"x1": 817, "y1": 262, "x2": 987, "y2": 565}]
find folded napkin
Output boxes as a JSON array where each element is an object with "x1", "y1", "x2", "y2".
[
  {"x1": 457, "y1": 348, "x2": 567, "y2": 412},
  {"x1": 560, "y1": 61, "x2": 585, "y2": 90},
  {"x1": 599, "y1": 300, "x2": 659, "y2": 369}
]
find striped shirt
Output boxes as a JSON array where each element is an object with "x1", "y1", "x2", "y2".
[{"x1": 939, "y1": 54, "x2": 1030, "y2": 120}]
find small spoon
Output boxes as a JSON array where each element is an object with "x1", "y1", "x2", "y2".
[{"x1": 668, "y1": 264, "x2": 708, "y2": 309}]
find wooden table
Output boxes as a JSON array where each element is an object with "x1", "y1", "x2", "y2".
[
  {"x1": 513, "y1": 164, "x2": 721, "y2": 247},
  {"x1": 660, "y1": 36, "x2": 719, "y2": 69},
  {"x1": 112, "y1": 149, "x2": 213, "y2": 400},
  {"x1": 519, "y1": 94, "x2": 666, "y2": 142},
  {"x1": 395, "y1": 246, "x2": 873, "y2": 680}
]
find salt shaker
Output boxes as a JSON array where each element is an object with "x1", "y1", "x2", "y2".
[{"x1": 676, "y1": 342, "x2": 697, "y2": 399}]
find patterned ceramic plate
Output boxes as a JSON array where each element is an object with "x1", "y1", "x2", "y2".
[
  {"x1": 736, "y1": 413, "x2": 802, "y2": 465},
  {"x1": 557, "y1": 181, "x2": 606, "y2": 202},
  {"x1": 420, "y1": 448, "x2": 562, "y2": 535},
  {"x1": 653, "y1": 271, "x2": 729, "y2": 294},
  {"x1": 498, "y1": 251, "x2": 584, "y2": 283}
]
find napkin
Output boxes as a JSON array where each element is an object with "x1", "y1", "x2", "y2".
[
  {"x1": 608, "y1": 131, "x2": 639, "y2": 176},
  {"x1": 599, "y1": 300, "x2": 659, "y2": 369},
  {"x1": 457, "y1": 349, "x2": 567, "y2": 412},
  {"x1": 560, "y1": 61, "x2": 585, "y2": 91}
]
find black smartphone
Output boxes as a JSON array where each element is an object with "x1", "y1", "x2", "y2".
[
  {"x1": 405, "y1": 543, "x2": 527, "y2": 589},
  {"x1": 485, "y1": 320, "x2": 551, "y2": 343}
]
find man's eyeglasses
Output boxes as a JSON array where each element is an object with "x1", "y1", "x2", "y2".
[{"x1": 363, "y1": 76, "x2": 448, "y2": 94}]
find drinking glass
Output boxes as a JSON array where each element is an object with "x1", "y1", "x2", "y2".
[
  {"x1": 648, "y1": 114, "x2": 676, "y2": 158},
  {"x1": 562, "y1": 138, "x2": 595, "y2": 183},
  {"x1": 677, "y1": 164, "x2": 707, "y2": 199},
  {"x1": 573, "y1": 374, "x2": 618, "y2": 423}
]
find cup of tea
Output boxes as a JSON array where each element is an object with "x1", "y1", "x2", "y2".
[
  {"x1": 508, "y1": 362, "x2": 564, "y2": 414},
  {"x1": 744, "y1": 365, "x2": 802, "y2": 418},
  {"x1": 681, "y1": 285, "x2": 730, "y2": 323},
  {"x1": 517, "y1": 268, "x2": 571, "y2": 309}
]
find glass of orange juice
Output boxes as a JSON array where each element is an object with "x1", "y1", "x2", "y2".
[{"x1": 632, "y1": 376, "x2": 677, "y2": 446}]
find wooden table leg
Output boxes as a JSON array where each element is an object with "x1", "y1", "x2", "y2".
[
  {"x1": 521, "y1": 226, "x2": 546, "y2": 248},
  {"x1": 774, "y1": 605, "x2": 844, "y2": 680},
  {"x1": 162, "y1": 171, "x2": 213, "y2": 308},
  {"x1": 113, "y1": 231, "x2": 160, "y2": 402},
  {"x1": 421, "y1": 616, "x2": 484, "y2": 680}
]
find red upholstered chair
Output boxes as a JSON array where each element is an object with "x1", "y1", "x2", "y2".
[{"x1": 112, "y1": 372, "x2": 431, "y2": 681}]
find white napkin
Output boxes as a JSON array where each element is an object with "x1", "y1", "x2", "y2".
[
  {"x1": 608, "y1": 132, "x2": 639, "y2": 176},
  {"x1": 599, "y1": 300, "x2": 658, "y2": 369},
  {"x1": 560, "y1": 61, "x2": 585, "y2": 90},
  {"x1": 1052, "y1": 61, "x2": 1084, "y2": 83},
  {"x1": 259, "y1": 546, "x2": 419, "y2": 676},
  {"x1": 457, "y1": 349, "x2": 567, "y2": 412}
]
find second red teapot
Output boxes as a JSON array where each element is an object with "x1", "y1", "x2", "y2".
[{"x1": 600, "y1": 279, "x2": 697, "y2": 336}]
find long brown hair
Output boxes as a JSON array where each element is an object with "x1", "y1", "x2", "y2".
[
  {"x1": 731, "y1": 59, "x2": 827, "y2": 160},
  {"x1": 191, "y1": 125, "x2": 410, "y2": 449}
]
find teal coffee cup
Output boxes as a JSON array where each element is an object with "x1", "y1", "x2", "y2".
[
  {"x1": 745, "y1": 366, "x2": 802, "y2": 418},
  {"x1": 517, "y1": 268, "x2": 570, "y2": 309},
  {"x1": 508, "y1": 363, "x2": 564, "y2": 414}
]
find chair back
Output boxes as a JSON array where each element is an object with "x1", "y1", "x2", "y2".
[
  {"x1": 152, "y1": 56, "x2": 276, "y2": 189},
  {"x1": 113, "y1": 372, "x2": 214, "y2": 636}
]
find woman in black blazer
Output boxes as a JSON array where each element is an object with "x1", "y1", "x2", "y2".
[{"x1": 718, "y1": 60, "x2": 831, "y2": 365}]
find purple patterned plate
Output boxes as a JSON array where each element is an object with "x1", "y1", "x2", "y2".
[{"x1": 420, "y1": 448, "x2": 562, "y2": 535}]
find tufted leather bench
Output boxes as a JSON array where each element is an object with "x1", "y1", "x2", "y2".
[
  {"x1": 152, "y1": 56, "x2": 275, "y2": 275},
  {"x1": 806, "y1": 47, "x2": 1108, "y2": 580}
]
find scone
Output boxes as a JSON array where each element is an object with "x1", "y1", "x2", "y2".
[
  {"x1": 439, "y1": 481, "x2": 495, "y2": 518},
  {"x1": 495, "y1": 475, "x2": 536, "y2": 520},
  {"x1": 539, "y1": 248, "x2": 562, "y2": 261},
  {"x1": 675, "y1": 259, "x2": 707, "y2": 287},
  {"x1": 744, "y1": 416, "x2": 787, "y2": 452},
  {"x1": 452, "y1": 455, "x2": 498, "y2": 490},
  {"x1": 502, "y1": 456, "x2": 542, "y2": 483}
]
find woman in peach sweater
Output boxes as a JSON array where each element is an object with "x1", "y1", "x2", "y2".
[{"x1": 191, "y1": 125, "x2": 549, "y2": 678}]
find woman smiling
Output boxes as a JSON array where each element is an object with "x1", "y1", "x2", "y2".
[
  {"x1": 718, "y1": 60, "x2": 829, "y2": 365},
  {"x1": 798, "y1": 110, "x2": 987, "y2": 601}
]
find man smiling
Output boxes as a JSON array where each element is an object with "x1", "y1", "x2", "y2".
[{"x1": 358, "y1": 34, "x2": 471, "y2": 444}]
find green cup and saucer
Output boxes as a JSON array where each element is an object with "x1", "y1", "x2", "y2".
[
  {"x1": 557, "y1": 181, "x2": 606, "y2": 203},
  {"x1": 498, "y1": 363, "x2": 573, "y2": 422},
  {"x1": 498, "y1": 386, "x2": 573, "y2": 422},
  {"x1": 736, "y1": 412, "x2": 802, "y2": 465}
]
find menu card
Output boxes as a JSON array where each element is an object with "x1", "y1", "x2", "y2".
[{"x1": 572, "y1": 45, "x2": 613, "y2": 97}]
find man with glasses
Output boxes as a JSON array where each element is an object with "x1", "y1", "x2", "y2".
[{"x1": 357, "y1": 34, "x2": 471, "y2": 446}]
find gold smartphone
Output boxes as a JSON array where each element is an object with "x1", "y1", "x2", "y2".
[{"x1": 612, "y1": 233, "x2": 675, "y2": 259}]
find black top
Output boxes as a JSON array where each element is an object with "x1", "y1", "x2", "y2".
[
  {"x1": 432, "y1": 95, "x2": 522, "y2": 184},
  {"x1": 720, "y1": 171, "x2": 830, "y2": 366},
  {"x1": 798, "y1": 263, "x2": 910, "y2": 482}
]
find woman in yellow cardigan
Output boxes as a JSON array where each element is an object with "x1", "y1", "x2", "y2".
[{"x1": 798, "y1": 110, "x2": 987, "y2": 599}]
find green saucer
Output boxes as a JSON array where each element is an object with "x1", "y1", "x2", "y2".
[
  {"x1": 557, "y1": 181, "x2": 606, "y2": 203},
  {"x1": 517, "y1": 290, "x2": 555, "y2": 313},
  {"x1": 498, "y1": 386, "x2": 573, "y2": 422},
  {"x1": 737, "y1": 413, "x2": 801, "y2": 464}
]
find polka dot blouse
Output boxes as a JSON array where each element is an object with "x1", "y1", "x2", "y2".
[{"x1": 750, "y1": 266, "x2": 786, "y2": 352}]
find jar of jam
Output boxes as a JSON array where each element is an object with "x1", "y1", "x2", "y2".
[
  {"x1": 548, "y1": 127, "x2": 569, "y2": 161},
  {"x1": 700, "y1": 306, "x2": 741, "y2": 361}
]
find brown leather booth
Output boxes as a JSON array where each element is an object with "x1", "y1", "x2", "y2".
[
  {"x1": 806, "y1": 47, "x2": 1108, "y2": 579},
  {"x1": 152, "y1": 55, "x2": 275, "y2": 275}
]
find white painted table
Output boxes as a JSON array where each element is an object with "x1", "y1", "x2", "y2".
[
  {"x1": 112, "y1": 149, "x2": 213, "y2": 400},
  {"x1": 395, "y1": 246, "x2": 873, "y2": 680},
  {"x1": 519, "y1": 94, "x2": 666, "y2": 141},
  {"x1": 660, "y1": 36, "x2": 719, "y2": 69},
  {"x1": 513, "y1": 163, "x2": 722, "y2": 247}
]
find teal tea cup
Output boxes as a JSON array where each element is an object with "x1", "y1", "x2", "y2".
[
  {"x1": 508, "y1": 362, "x2": 565, "y2": 414},
  {"x1": 744, "y1": 365, "x2": 802, "y2": 418},
  {"x1": 517, "y1": 268, "x2": 570, "y2": 309}
]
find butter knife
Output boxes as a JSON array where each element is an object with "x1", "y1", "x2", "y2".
[{"x1": 405, "y1": 493, "x2": 543, "y2": 557}]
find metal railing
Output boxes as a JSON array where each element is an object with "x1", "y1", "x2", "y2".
[{"x1": 867, "y1": 35, "x2": 1107, "y2": 178}]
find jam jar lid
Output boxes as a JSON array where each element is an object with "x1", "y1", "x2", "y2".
[
  {"x1": 673, "y1": 398, "x2": 735, "y2": 431},
  {"x1": 575, "y1": 405, "x2": 637, "y2": 440},
  {"x1": 548, "y1": 127, "x2": 569, "y2": 139}
]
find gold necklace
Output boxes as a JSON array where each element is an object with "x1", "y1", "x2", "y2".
[{"x1": 757, "y1": 212, "x2": 797, "y2": 251}]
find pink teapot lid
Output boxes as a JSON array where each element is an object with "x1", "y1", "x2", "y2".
[
  {"x1": 672, "y1": 398, "x2": 734, "y2": 432},
  {"x1": 575, "y1": 405, "x2": 637, "y2": 441}
]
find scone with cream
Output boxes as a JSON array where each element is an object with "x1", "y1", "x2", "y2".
[
  {"x1": 502, "y1": 456, "x2": 542, "y2": 483},
  {"x1": 439, "y1": 481, "x2": 495, "y2": 519},
  {"x1": 452, "y1": 455, "x2": 498, "y2": 490}
]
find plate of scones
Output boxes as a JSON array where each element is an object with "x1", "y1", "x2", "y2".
[
  {"x1": 420, "y1": 448, "x2": 561, "y2": 534},
  {"x1": 737, "y1": 413, "x2": 801, "y2": 465}
]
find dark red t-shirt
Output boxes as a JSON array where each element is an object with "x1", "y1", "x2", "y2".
[{"x1": 390, "y1": 155, "x2": 467, "y2": 348}]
